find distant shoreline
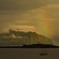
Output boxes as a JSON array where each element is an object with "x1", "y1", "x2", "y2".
[{"x1": 0, "y1": 44, "x2": 59, "y2": 48}]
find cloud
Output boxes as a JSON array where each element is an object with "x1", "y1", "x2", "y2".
[
  {"x1": 0, "y1": 4, "x2": 59, "y2": 37},
  {"x1": 11, "y1": 25, "x2": 37, "y2": 32},
  {"x1": 0, "y1": 1, "x2": 59, "y2": 36}
]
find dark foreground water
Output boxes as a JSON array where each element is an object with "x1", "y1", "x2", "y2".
[{"x1": 0, "y1": 48, "x2": 59, "y2": 59}]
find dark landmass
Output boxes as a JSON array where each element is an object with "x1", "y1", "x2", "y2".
[
  {"x1": 0, "y1": 44, "x2": 59, "y2": 48},
  {"x1": 21, "y1": 44, "x2": 59, "y2": 48}
]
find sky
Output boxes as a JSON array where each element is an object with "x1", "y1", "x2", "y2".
[{"x1": 0, "y1": 0, "x2": 59, "y2": 45}]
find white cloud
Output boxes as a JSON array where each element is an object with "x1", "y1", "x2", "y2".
[{"x1": 11, "y1": 25, "x2": 37, "y2": 32}]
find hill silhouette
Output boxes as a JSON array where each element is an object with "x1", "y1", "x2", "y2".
[{"x1": 0, "y1": 29, "x2": 58, "y2": 48}]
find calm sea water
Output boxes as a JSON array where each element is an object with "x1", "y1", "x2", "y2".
[{"x1": 0, "y1": 48, "x2": 59, "y2": 59}]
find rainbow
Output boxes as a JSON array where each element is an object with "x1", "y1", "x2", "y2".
[{"x1": 34, "y1": 8, "x2": 55, "y2": 38}]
